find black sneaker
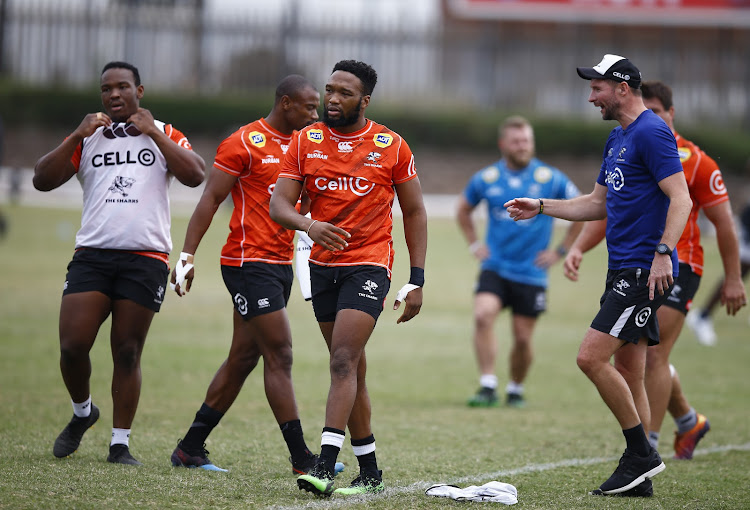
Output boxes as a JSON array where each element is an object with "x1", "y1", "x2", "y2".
[
  {"x1": 506, "y1": 392, "x2": 525, "y2": 408},
  {"x1": 107, "y1": 444, "x2": 143, "y2": 466},
  {"x1": 290, "y1": 451, "x2": 344, "y2": 476},
  {"x1": 597, "y1": 448, "x2": 665, "y2": 494},
  {"x1": 297, "y1": 461, "x2": 335, "y2": 497},
  {"x1": 53, "y1": 404, "x2": 100, "y2": 458},
  {"x1": 591, "y1": 479, "x2": 653, "y2": 497},
  {"x1": 334, "y1": 469, "x2": 384, "y2": 495},
  {"x1": 171, "y1": 439, "x2": 227, "y2": 472}
]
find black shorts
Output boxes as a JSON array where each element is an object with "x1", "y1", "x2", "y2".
[
  {"x1": 591, "y1": 268, "x2": 673, "y2": 346},
  {"x1": 221, "y1": 262, "x2": 293, "y2": 320},
  {"x1": 63, "y1": 248, "x2": 169, "y2": 312},
  {"x1": 475, "y1": 270, "x2": 546, "y2": 318},
  {"x1": 662, "y1": 263, "x2": 701, "y2": 315},
  {"x1": 310, "y1": 264, "x2": 391, "y2": 322}
]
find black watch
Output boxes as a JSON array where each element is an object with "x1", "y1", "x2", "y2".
[{"x1": 656, "y1": 243, "x2": 672, "y2": 256}]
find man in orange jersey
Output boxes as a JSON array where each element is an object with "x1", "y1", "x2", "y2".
[
  {"x1": 168, "y1": 75, "x2": 343, "y2": 475},
  {"x1": 34, "y1": 61, "x2": 206, "y2": 466},
  {"x1": 270, "y1": 60, "x2": 428, "y2": 497},
  {"x1": 563, "y1": 80, "x2": 746, "y2": 461}
]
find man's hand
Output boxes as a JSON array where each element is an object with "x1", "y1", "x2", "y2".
[
  {"x1": 170, "y1": 252, "x2": 195, "y2": 296},
  {"x1": 127, "y1": 108, "x2": 158, "y2": 137},
  {"x1": 648, "y1": 254, "x2": 674, "y2": 300},
  {"x1": 563, "y1": 247, "x2": 584, "y2": 281},
  {"x1": 393, "y1": 284, "x2": 422, "y2": 324},
  {"x1": 504, "y1": 198, "x2": 541, "y2": 221},
  {"x1": 720, "y1": 276, "x2": 747, "y2": 316},
  {"x1": 74, "y1": 112, "x2": 111, "y2": 139},
  {"x1": 306, "y1": 220, "x2": 350, "y2": 252}
]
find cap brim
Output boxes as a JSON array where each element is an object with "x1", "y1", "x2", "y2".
[{"x1": 576, "y1": 67, "x2": 602, "y2": 80}]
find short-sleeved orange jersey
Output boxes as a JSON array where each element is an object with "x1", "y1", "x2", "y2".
[
  {"x1": 675, "y1": 133, "x2": 729, "y2": 276},
  {"x1": 214, "y1": 118, "x2": 296, "y2": 266},
  {"x1": 279, "y1": 119, "x2": 417, "y2": 276}
]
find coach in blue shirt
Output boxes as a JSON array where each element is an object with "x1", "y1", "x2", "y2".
[
  {"x1": 458, "y1": 115, "x2": 582, "y2": 409},
  {"x1": 505, "y1": 55, "x2": 691, "y2": 497}
]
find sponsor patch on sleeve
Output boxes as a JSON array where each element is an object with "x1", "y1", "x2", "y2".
[{"x1": 248, "y1": 131, "x2": 266, "y2": 147}]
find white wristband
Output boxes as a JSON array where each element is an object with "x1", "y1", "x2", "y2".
[
  {"x1": 170, "y1": 251, "x2": 194, "y2": 295},
  {"x1": 469, "y1": 241, "x2": 482, "y2": 255},
  {"x1": 395, "y1": 283, "x2": 420, "y2": 303}
]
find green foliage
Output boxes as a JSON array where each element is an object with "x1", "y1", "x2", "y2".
[
  {"x1": 2, "y1": 80, "x2": 749, "y2": 174},
  {"x1": 1, "y1": 205, "x2": 749, "y2": 509}
]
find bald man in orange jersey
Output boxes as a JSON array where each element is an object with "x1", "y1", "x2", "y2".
[
  {"x1": 168, "y1": 75, "x2": 339, "y2": 475},
  {"x1": 271, "y1": 60, "x2": 427, "y2": 498}
]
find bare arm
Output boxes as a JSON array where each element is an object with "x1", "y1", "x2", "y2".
[
  {"x1": 269, "y1": 177, "x2": 350, "y2": 251},
  {"x1": 33, "y1": 112, "x2": 112, "y2": 191},
  {"x1": 505, "y1": 183, "x2": 608, "y2": 222},
  {"x1": 704, "y1": 201, "x2": 747, "y2": 315},
  {"x1": 170, "y1": 168, "x2": 237, "y2": 295},
  {"x1": 563, "y1": 218, "x2": 607, "y2": 281},
  {"x1": 128, "y1": 108, "x2": 205, "y2": 188},
  {"x1": 456, "y1": 194, "x2": 488, "y2": 260},
  {"x1": 648, "y1": 171, "x2": 692, "y2": 299},
  {"x1": 536, "y1": 220, "x2": 584, "y2": 269},
  {"x1": 394, "y1": 177, "x2": 428, "y2": 323}
]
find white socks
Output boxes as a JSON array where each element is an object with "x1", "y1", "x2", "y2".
[
  {"x1": 111, "y1": 428, "x2": 131, "y2": 447},
  {"x1": 479, "y1": 374, "x2": 498, "y2": 389},
  {"x1": 72, "y1": 396, "x2": 92, "y2": 418}
]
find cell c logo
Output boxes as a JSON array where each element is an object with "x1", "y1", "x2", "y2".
[
  {"x1": 267, "y1": 183, "x2": 275, "y2": 195},
  {"x1": 607, "y1": 167, "x2": 625, "y2": 191},
  {"x1": 138, "y1": 148, "x2": 156, "y2": 166},
  {"x1": 635, "y1": 307, "x2": 652, "y2": 327},
  {"x1": 314, "y1": 176, "x2": 376, "y2": 196},
  {"x1": 708, "y1": 169, "x2": 725, "y2": 196},
  {"x1": 234, "y1": 293, "x2": 249, "y2": 315}
]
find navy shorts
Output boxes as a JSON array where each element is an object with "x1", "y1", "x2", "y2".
[
  {"x1": 662, "y1": 263, "x2": 701, "y2": 315},
  {"x1": 221, "y1": 262, "x2": 293, "y2": 320},
  {"x1": 590, "y1": 268, "x2": 673, "y2": 346},
  {"x1": 475, "y1": 270, "x2": 546, "y2": 318},
  {"x1": 310, "y1": 264, "x2": 391, "y2": 322},
  {"x1": 63, "y1": 248, "x2": 169, "y2": 312}
]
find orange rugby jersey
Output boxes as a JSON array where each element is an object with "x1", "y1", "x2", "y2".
[
  {"x1": 214, "y1": 118, "x2": 296, "y2": 266},
  {"x1": 675, "y1": 133, "x2": 729, "y2": 276},
  {"x1": 279, "y1": 119, "x2": 417, "y2": 276}
]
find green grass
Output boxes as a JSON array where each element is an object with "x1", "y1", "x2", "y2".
[{"x1": 1, "y1": 204, "x2": 749, "y2": 509}]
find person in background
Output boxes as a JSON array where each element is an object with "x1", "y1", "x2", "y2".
[{"x1": 457, "y1": 115, "x2": 582, "y2": 408}]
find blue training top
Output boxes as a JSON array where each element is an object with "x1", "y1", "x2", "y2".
[
  {"x1": 464, "y1": 157, "x2": 580, "y2": 287},
  {"x1": 596, "y1": 109, "x2": 683, "y2": 275}
]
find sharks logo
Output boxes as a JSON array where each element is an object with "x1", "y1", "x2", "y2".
[{"x1": 108, "y1": 176, "x2": 136, "y2": 196}]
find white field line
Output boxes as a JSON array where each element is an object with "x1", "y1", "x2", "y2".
[{"x1": 268, "y1": 442, "x2": 750, "y2": 509}]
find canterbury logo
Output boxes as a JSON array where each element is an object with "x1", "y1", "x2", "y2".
[{"x1": 103, "y1": 123, "x2": 142, "y2": 139}]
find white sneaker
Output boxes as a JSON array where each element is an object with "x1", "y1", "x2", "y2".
[{"x1": 686, "y1": 311, "x2": 717, "y2": 346}]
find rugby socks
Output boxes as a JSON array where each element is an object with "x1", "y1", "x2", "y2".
[
  {"x1": 111, "y1": 428, "x2": 131, "y2": 447},
  {"x1": 648, "y1": 431, "x2": 660, "y2": 451},
  {"x1": 182, "y1": 403, "x2": 224, "y2": 451},
  {"x1": 351, "y1": 434, "x2": 379, "y2": 477},
  {"x1": 505, "y1": 381, "x2": 523, "y2": 396},
  {"x1": 280, "y1": 419, "x2": 311, "y2": 462},
  {"x1": 675, "y1": 408, "x2": 698, "y2": 434},
  {"x1": 622, "y1": 423, "x2": 651, "y2": 457},
  {"x1": 479, "y1": 374, "x2": 498, "y2": 390},
  {"x1": 72, "y1": 395, "x2": 93, "y2": 418},
  {"x1": 320, "y1": 427, "x2": 345, "y2": 474}
]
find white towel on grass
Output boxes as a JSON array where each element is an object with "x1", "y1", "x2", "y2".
[{"x1": 425, "y1": 481, "x2": 518, "y2": 504}]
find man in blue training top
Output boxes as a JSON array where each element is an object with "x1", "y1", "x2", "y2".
[
  {"x1": 505, "y1": 55, "x2": 691, "y2": 497},
  {"x1": 457, "y1": 115, "x2": 582, "y2": 408}
]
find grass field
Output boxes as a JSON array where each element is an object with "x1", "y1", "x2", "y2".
[{"x1": 1, "y1": 203, "x2": 749, "y2": 509}]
